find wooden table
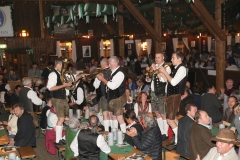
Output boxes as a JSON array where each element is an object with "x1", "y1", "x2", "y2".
[
  {"x1": 18, "y1": 146, "x2": 36, "y2": 160},
  {"x1": 0, "y1": 147, "x2": 19, "y2": 156},
  {"x1": 108, "y1": 148, "x2": 152, "y2": 160},
  {"x1": 0, "y1": 126, "x2": 9, "y2": 146}
]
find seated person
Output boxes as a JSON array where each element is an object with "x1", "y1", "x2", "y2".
[
  {"x1": 65, "y1": 117, "x2": 89, "y2": 159},
  {"x1": 70, "y1": 115, "x2": 110, "y2": 159},
  {"x1": 124, "y1": 88, "x2": 133, "y2": 111},
  {"x1": 4, "y1": 69, "x2": 20, "y2": 81},
  {"x1": 222, "y1": 96, "x2": 238, "y2": 127},
  {"x1": 196, "y1": 129, "x2": 240, "y2": 160},
  {"x1": 0, "y1": 78, "x2": 12, "y2": 104},
  {"x1": 124, "y1": 110, "x2": 143, "y2": 146},
  {"x1": 126, "y1": 113, "x2": 162, "y2": 160},
  {"x1": 45, "y1": 106, "x2": 66, "y2": 154},
  {"x1": 3, "y1": 104, "x2": 18, "y2": 138},
  {"x1": 40, "y1": 97, "x2": 52, "y2": 130},
  {"x1": 9, "y1": 85, "x2": 22, "y2": 104},
  {"x1": 10, "y1": 103, "x2": 36, "y2": 147},
  {"x1": 179, "y1": 87, "x2": 194, "y2": 115}
]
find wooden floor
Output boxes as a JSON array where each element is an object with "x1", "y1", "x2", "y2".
[{"x1": 0, "y1": 112, "x2": 182, "y2": 160}]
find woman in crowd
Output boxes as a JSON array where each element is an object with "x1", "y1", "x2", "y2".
[
  {"x1": 124, "y1": 110, "x2": 143, "y2": 146},
  {"x1": 3, "y1": 104, "x2": 18, "y2": 139},
  {"x1": 222, "y1": 96, "x2": 238, "y2": 127},
  {"x1": 124, "y1": 88, "x2": 133, "y2": 111},
  {"x1": 134, "y1": 92, "x2": 152, "y2": 129}
]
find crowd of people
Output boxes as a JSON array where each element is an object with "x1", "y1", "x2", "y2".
[{"x1": 1, "y1": 48, "x2": 240, "y2": 160}]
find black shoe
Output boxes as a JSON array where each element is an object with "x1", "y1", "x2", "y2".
[
  {"x1": 54, "y1": 140, "x2": 66, "y2": 146},
  {"x1": 60, "y1": 139, "x2": 66, "y2": 143},
  {"x1": 166, "y1": 142, "x2": 177, "y2": 149},
  {"x1": 162, "y1": 134, "x2": 168, "y2": 141}
]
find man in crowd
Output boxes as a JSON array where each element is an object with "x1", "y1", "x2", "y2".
[
  {"x1": 201, "y1": 85, "x2": 223, "y2": 123},
  {"x1": 28, "y1": 62, "x2": 41, "y2": 79},
  {"x1": 93, "y1": 58, "x2": 111, "y2": 131},
  {"x1": 196, "y1": 129, "x2": 240, "y2": 160},
  {"x1": 41, "y1": 62, "x2": 54, "y2": 82},
  {"x1": 176, "y1": 103, "x2": 197, "y2": 158},
  {"x1": 10, "y1": 85, "x2": 22, "y2": 104},
  {"x1": 220, "y1": 79, "x2": 235, "y2": 112},
  {"x1": 126, "y1": 113, "x2": 162, "y2": 160},
  {"x1": 159, "y1": 52, "x2": 187, "y2": 148},
  {"x1": 179, "y1": 87, "x2": 194, "y2": 115},
  {"x1": 19, "y1": 77, "x2": 43, "y2": 127},
  {"x1": 136, "y1": 78, "x2": 149, "y2": 94},
  {"x1": 10, "y1": 103, "x2": 36, "y2": 147},
  {"x1": 146, "y1": 52, "x2": 171, "y2": 141},
  {"x1": 97, "y1": 56, "x2": 127, "y2": 132},
  {"x1": 70, "y1": 115, "x2": 110, "y2": 159},
  {"x1": 189, "y1": 110, "x2": 215, "y2": 160},
  {"x1": 4, "y1": 69, "x2": 20, "y2": 81}
]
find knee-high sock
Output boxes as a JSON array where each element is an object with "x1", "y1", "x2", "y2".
[
  {"x1": 109, "y1": 120, "x2": 113, "y2": 128},
  {"x1": 157, "y1": 118, "x2": 164, "y2": 135},
  {"x1": 120, "y1": 123, "x2": 126, "y2": 133},
  {"x1": 172, "y1": 127, "x2": 178, "y2": 144},
  {"x1": 103, "y1": 120, "x2": 110, "y2": 131},
  {"x1": 163, "y1": 119, "x2": 169, "y2": 136},
  {"x1": 56, "y1": 125, "x2": 63, "y2": 143},
  {"x1": 113, "y1": 120, "x2": 119, "y2": 129}
]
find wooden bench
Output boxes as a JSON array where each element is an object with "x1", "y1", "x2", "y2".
[
  {"x1": 55, "y1": 145, "x2": 66, "y2": 160},
  {"x1": 18, "y1": 146, "x2": 36, "y2": 160}
]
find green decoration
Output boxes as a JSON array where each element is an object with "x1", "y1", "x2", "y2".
[
  {"x1": 0, "y1": 48, "x2": 34, "y2": 63},
  {"x1": 86, "y1": 16, "x2": 89, "y2": 23},
  {"x1": 78, "y1": 4, "x2": 83, "y2": 19}
]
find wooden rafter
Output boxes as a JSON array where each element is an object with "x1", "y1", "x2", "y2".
[
  {"x1": 119, "y1": 0, "x2": 161, "y2": 42},
  {"x1": 186, "y1": 0, "x2": 226, "y2": 41},
  {"x1": 99, "y1": 18, "x2": 117, "y2": 35}
]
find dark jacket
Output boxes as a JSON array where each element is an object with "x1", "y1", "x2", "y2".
[
  {"x1": 176, "y1": 115, "x2": 195, "y2": 157},
  {"x1": 40, "y1": 105, "x2": 50, "y2": 129},
  {"x1": 193, "y1": 93, "x2": 201, "y2": 110},
  {"x1": 179, "y1": 95, "x2": 194, "y2": 115},
  {"x1": 223, "y1": 107, "x2": 235, "y2": 123},
  {"x1": 201, "y1": 93, "x2": 223, "y2": 122},
  {"x1": 132, "y1": 126, "x2": 162, "y2": 160},
  {"x1": 124, "y1": 123, "x2": 144, "y2": 146},
  {"x1": 189, "y1": 123, "x2": 215, "y2": 160},
  {"x1": 134, "y1": 60, "x2": 142, "y2": 76},
  {"x1": 14, "y1": 111, "x2": 36, "y2": 147}
]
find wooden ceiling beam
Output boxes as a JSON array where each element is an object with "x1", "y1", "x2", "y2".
[
  {"x1": 187, "y1": 0, "x2": 226, "y2": 41},
  {"x1": 119, "y1": 0, "x2": 161, "y2": 42},
  {"x1": 3, "y1": 0, "x2": 117, "y2": 2},
  {"x1": 99, "y1": 18, "x2": 117, "y2": 35}
]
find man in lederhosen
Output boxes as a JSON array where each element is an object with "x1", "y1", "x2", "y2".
[
  {"x1": 159, "y1": 52, "x2": 187, "y2": 148},
  {"x1": 146, "y1": 52, "x2": 171, "y2": 141},
  {"x1": 93, "y1": 58, "x2": 111, "y2": 131},
  {"x1": 96, "y1": 56, "x2": 127, "y2": 132}
]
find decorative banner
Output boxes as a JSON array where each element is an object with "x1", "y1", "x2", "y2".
[{"x1": 0, "y1": 6, "x2": 14, "y2": 37}]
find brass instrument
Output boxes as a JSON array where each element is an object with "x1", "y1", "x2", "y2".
[
  {"x1": 60, "y1": 56, "x2": 76, "y2": 90},
  {"x1": 145, "y1": 63, "x2": 169, "y2": 78},
  {"x1": 84, "y1": 68, "x2": 109, "y2": 81}
]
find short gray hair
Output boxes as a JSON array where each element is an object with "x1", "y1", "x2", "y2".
[
  {"x1": 69, "y1": 117, "x2": 80, "y2": 130},
  {"x1": 109, "y1": 56, "x2": 119, "y2": 63},
  {"x1": 22, "y1": 77, "x2": 32, "y2": 86},
  {"x1": 100, "y1": 58, "x2": 108, "y2": 66},
  {"x1": 142, "y1": 113, "x2": 156, "y2": 128},
  {"x1": 79, "y1": 122, "x2": 89, "y2": 129}
]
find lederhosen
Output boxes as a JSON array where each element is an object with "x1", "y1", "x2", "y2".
[
  {"x1": 96, "y1": 68, "x2": 111, "y2": 111},
  {"x1": 166, "y1": 63, "x2": 186, "y2": 120},
  {"x1": 106, "y1": 67, "x2": 126, "y2": 116},
  {"x1": 150, "y1": 63, "x2": 168, "y2": 114}
]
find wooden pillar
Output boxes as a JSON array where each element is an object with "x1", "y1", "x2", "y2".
[
  {"x1": 154, "y1": 1, "x2": 162, "y2": 53},
  {"x1": 39, "y1": 0, "x2": 44, "y2": 38},
  {"x1": 118, "y1": 3, "x2": 125, "y2": 57},
  {"x1": 215, "y1": 0, "x2": 225, "y2": 91}
]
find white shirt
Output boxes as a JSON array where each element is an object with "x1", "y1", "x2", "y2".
[
  {"x1": 107, "y1": 66, "x2": 125, "y2": 90},
  {"x1": 70, "y1": 130, "x2": 111, "y2": 157},
  {"x1": 147, "y1": 62, "x2": 171, "y2": 92},
  {"x1": 75, "y1": 84, "x2": 84, "y2": 105},
  {"x1": 8, "y1": 114, "x2": 18, "y2": 135},
  {"x1": 169, "y1": 65, "x2": 187, "y2": 86},
  {"x1": 25, "y1": 86, "x2": 42, "y2": 105},
  {"x1": 47, "y1": 69, "x2": 69, "y2": 96},
  {"x1": 198, "y1": 123, "x2": 210, "y2": 129},
  {"x1": 5, "y1": 84, "x2": 11, "y2": 91},
  {"x1": 134, "y1": 103, "x2": 152, "y2": 117},
  {"x1": 46, "y1": 109, "x2": 58, "y2": 129},
  {"x1": 93, "y1": 78, "x2": 101, "y2": 89}
]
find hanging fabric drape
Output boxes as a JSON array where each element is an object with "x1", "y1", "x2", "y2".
[
  {"x1": 100, "y1": 39, "x2": 104, "y2": 57},
  {"x1": 146, "y1": 39, "x2": 152, "y2": 55},
  {"x1": 110, "y1": 39, "x2": 114, "y2": 56},
  {"x1": 207, "y1": 37, "x2": 212, "y2": 53},
  {"x1": 182, "y1": 37, "x2": 190, "y2": 51},
  {"x1": 235, "y1": 35, "x2": 240, "y2": 43},
  {"x1": 227, "y1": 36, "x2": 232, "y2": 46},
  {"x1": 56, "y1": 41, "x2": 61, "y2": 57},
  {"x1": 135, "y1": 39, "x2": 141, "y2": 56},
  {"x1": 72, "y1": 40, "x2": 77, "y2": 63},
  {"x1": 172, "y1": 38, "x2": 178, "y2": 52}
]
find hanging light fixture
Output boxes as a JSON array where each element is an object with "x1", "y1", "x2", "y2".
[{"x1": 20, "y1": 30, "x2": 29, "y2": 37}]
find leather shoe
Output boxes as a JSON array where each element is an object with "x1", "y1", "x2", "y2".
[
  {"x1": 54, "y1": 140, "x2": 66, "y2": 146},
  {"x1": 162, "y1": 134, "x2": 168, "y2": 141},
  {"x1": 60, "y1": 139, "x2": 66, "y2": 143},
  {"x1": 166, "y1": 142, "x2": 177, "y2": 149}
]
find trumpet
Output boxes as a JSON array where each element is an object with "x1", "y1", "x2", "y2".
[
  {"x1": 145, "y1": 63, "x2": 160, "y2": 78},
  {"x1": 84, "y1": 68, "x2": 109, "y2": 82}
]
